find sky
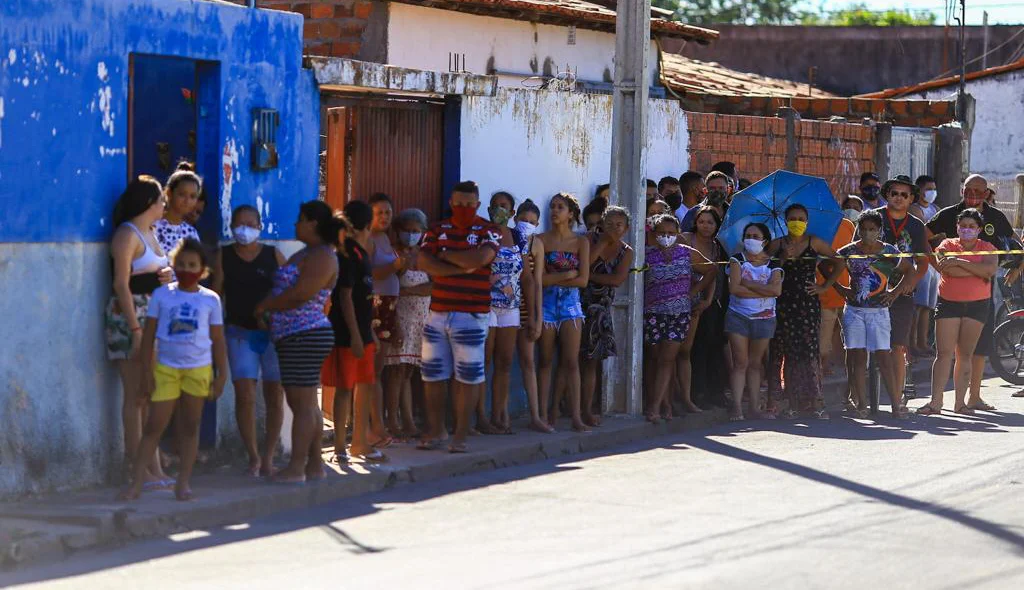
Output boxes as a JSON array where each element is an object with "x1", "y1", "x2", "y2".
[{"x1": 808, "y1": 1, "x2": 1024, "y2": 25}]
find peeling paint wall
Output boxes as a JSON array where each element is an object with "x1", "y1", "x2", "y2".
[
  {"x1": 0, "y1": 0, "x2": 320, "y2": 242},
  {"x1": 387, "y1": 4, "x2": 659, "y2": 89},
  {"x1": 916, "y1": 73, "x2": 1024, "y2": 219},
  {"x1": 0, "y1": 0, "x2": 320, "y2": 498},
  {"x1": 461, "y1": 88, "x2": 688, "y2": 227}
]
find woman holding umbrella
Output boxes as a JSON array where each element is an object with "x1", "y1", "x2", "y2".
[{"x1": 768, "y1": 203, "x2": 846, "y2": 419}]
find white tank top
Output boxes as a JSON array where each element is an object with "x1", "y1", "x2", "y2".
[{"x1": 123, "y1": 222, "x2": 169, "y2": 274}]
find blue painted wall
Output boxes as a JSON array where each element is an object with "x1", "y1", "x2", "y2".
[{"x1": 0, "y1": 0, "x2": 320, "y2": 243}]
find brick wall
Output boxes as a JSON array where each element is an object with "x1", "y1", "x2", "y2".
[
  {"x1": 680, "y1": 94, "x2": 956, "y2": 129},
  {"x1": 224, "y1": 0, "x2": 379, "y2": 58},
  {"x1": 687, "y1": 112, "x2": 876, "y2": 200}
]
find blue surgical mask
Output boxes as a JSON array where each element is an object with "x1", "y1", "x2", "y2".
[{"x1": 398, "y1": 231, "x2": 422, "y2": 246}]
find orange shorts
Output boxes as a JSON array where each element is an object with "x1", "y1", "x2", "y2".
[{"x1": 321, "y1": 343, "x2": 377, "y2": 390}]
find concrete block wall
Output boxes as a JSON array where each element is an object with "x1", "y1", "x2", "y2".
[{"x1": 687, "y1": 112, "x2": 876, "y2": 200}]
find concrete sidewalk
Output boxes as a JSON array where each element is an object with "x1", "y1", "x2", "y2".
[
  {"x1": 0, "y1": 409, "x2": 728, "y2": 570},
  {"x1": 0, "y1": 358, "x2": 933, "y2": 571}
]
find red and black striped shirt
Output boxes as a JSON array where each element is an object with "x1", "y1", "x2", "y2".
[{"x1": 421, "y1": 217, "x2": 501, "y2": 313}]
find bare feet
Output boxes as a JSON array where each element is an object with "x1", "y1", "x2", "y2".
[
  {"x1": 174, "y1": 484, "x2": 194, "y2": 502},
  {"x1": 528, "y1": 419, "x2": 555, "y2": 433}
]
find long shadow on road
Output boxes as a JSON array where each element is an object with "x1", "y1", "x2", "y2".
[{"x1": 4, "y1": 411, "x2": 1023, "y2": 587}]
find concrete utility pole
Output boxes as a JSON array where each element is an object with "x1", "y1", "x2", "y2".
[
  {"x1": 608, "y1": 0, "x2": 650, "y2": 417},
  {"x1": 982, "y1": 11, "x2": 990, "y2": 69}
]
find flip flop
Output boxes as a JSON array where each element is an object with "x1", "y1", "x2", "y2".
[
  {"x1": 370, "y1": 436, "x2": 394, "y2": 449},
  {"x1": 954, "y1": 406, "x2": 976, "y2": 415},
  {"x1": 968, "y1": 401, "x2": 996, "y2": 411},
  {"x1": 1013, "y1": 389, "x2": 1024, "y2": 398},
  {"x1": 354, "y1": 450, "x2": 389, "y2": 463},
  {"x1": 271, "y1": 474, "x2": 306, "y2": 485},
  {"x1": 916, "y1": 404, "x2": 941, "y2": 416},
  {"x1": 416, "y1": 438, "x2": 445, "y2": 451},
  {"x1": 448, "y1": 443, "x2": 468, "y2": 454},
  {"x1": 141, "y1": 479, "x2": 175, "y2": 492},
  {"x1": 328, "y1": 451, "x2": 349, "y2": 464}
]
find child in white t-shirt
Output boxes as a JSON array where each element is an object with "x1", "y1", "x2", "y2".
[{"x1": 120, "y1": 239, "x2": 227, "y2": 502}]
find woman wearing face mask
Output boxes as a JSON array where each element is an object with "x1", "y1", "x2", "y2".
[
  {"x1": 918, "y1": 209, "x2": 997, "y2": 416},
  {"x1": 910, "y1": 176, "x2": 940, "y2": 357},
  {"x1": 767, "y1": 204, "x2": 846, "y2": 419},
  {"x1": 537, "y1": 193, "x2": 590, "y2": 431},
  {"x1": 834, "y1": 210, "x2": 913, "y2": 418},
  {"x1": 725, "y1": 223, "x2": 783, "y2": 420},
  {"x1": 382, "y1": 208, "x2": 430, "y2": 439},
  {"x1": 155, "y1": 162, "x2": 202, "y2": 255},
  {"x1": 645, "y1": 200, "x2": 671, "y2": 237},
  {"x1": 681, "y1": 206, "x2": 730, "y2": 411},
  {"x1": 580, "y1": 206, "x2": 634, "y2": 427},
  {"x1": 644, "y1": 214, "x2": 714, "y2": 423},
  {"x1": 213, "y1": 206, "x2": 286, "y2": 477},
  {"x1": 475, "y1": 191, "x2": 529, "y2": 434},
  {"x1": 841, "y1": 196, "x2": 864, "y2": 223},
  {"x1": 513, "y1": 200, "x2": 554, "y2": 433}
]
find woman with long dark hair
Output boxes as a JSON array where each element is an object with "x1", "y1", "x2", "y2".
[
  {"x1": 154, "y1": 162, "x2": 202, "y2": 255},
  {"x1": 255, "y1": 201, "x2": 340, "y2": 483},
  {"x1": 513, "y1": 200, "x2": 554, "y2": 433},
  {"x1": 536, "y1": 193, "x2": 590, "y2": 432},
  {"x1": 107, "y1": 176, "x2": 174, "y2": 489}
]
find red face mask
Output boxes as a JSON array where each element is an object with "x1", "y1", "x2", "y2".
[
  {"x1": 963, "y1": 193, "x2": 986, "y2": 208},
  {"x1": 451, "y1": 204, "x2": 478, "y2": 228},
  {"x1": 176, "y1": 270, "x2": 202, "y2": 289}
]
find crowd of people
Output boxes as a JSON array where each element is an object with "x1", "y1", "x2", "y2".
[{"x1": 106, "y1": 160, "x2": 1024, "y2": 498}]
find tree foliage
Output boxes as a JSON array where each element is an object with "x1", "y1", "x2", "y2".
[{"x1": 654, "y1": 1, "x2": 937, "y2": 26}]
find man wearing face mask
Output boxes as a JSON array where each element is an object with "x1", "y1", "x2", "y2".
[
  {"x1": 676, "y1": 171, "x2": 706, "y2": 224},
  {"x1": 416, "y1": 181, "x2": 500, "y2": 453},
  {"x1": 926, "y1": 174, "x2": 1023, "y2": 411},
  {"x1": 873, "y1": 175, "x2": 930, "y2": 414},
  {"x1": 658, "y1": 176, "x2": 683, "y2": 216},
  {"x1": 860, "y1": 172, "x2": 885, "y2": 209},
  {"x1": 680, "y1": 171, "x2": 730, "y2": 233}
]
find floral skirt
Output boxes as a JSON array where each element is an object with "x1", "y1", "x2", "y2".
[
  {"x1": 384, "y1": 295, "x2": 430, "y2": 366},
  {"x1": 372, "y1": 295, "x2": 398, "y2": 344},
  {"x1": 643, "y1": 311, "x2": 691, "y2": 345},
  {"x1": 105, "y1": 294, "x2": 149, "y2": 361}
]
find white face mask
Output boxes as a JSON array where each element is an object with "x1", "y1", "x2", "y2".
[
  {"x1": 515, "y1": 221, "x2": 538, "y2": 237},
  {"x1": 232, "y1": 225, "x2": 260, "y2": 245},
  {"x1": 399, "y1": 231, "x2": 422, "y2": 247},
  {"x1": 843, "y1": 208, "x2": 860, "y2": 221},
  {"x1": 743, "y1": 238, "x2": 764, "y2": 254},
  {"x1": 656, "y1": 234, "x2": 677, "y2": 248},
  {"x1": 923, "y1": 190, "x2": 938, "y2": 204}
]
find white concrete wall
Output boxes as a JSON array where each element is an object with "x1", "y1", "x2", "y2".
[
  {"x1": 918, "y1": 72, "x2": 1024, "y2": 183},
  {"x1": 0, "y1": 240, "x2": 304, "y2": 498},
  {"x1": 460, "y1": 88, "x2": 689, "y2": 226},
  {"x1": 386, "y1": 4, "x2": 660, "y2": 89}
]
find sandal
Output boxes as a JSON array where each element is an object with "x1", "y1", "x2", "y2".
[
  {"x1": 916, "y1": 404, "x2": 941, "y2": 416},
  {"x1": 954, "y1": 406, "x2": 976, "y2": 415},
  {"x1": 416, "y1": 438, "x2": 445, "y2": 451},
  {"x1": 141, "y1": 479, "x2": 175, "y2": 492},
  {"x1": 778, "y1": 409, "x2": 799, "y2": 420},
  {"x1": 1012, "y1": 389, "x2": 1024, "y2": 398},
  {"x1": 812, "y1": 409, "x2": 830, "y2": 420},
  {"x1": 328, "y1": 451, "x2": 349, "y2": 465},
  {"x1": 968, "y1": 401, "x2": 996, "y2": 411},
  {"x1": 448, "y1": 442, "x2": 468, "y2": 454},
  {"x1": 370, "y1": 436, "x2": 394, "y2": 449},
  {"x1": 354, "y1": 450, "x2": 389, "y2": 463}
]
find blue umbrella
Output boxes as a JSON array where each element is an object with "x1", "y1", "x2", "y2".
[{"x1": 718, "y1": 170, "x2": 842, "y2": 254}]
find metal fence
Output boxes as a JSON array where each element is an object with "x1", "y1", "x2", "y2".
[{"x1": 889, "y1": 127, "x2": 935, "y2": 182}]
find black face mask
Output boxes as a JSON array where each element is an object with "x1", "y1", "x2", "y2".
[
  {"x1": 862, "y1": 186, "x2": 881, "y2": 200},
  {"x1": 707, "y1": 190, "x2": 727, "y2": 208},
  {"x1": 664, "y1": 191, "x2": 683, "y2": 211}
]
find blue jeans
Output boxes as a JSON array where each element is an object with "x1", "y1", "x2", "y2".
[{"x1": 420, "y1": 311, "x2": 489, "y2": 384}]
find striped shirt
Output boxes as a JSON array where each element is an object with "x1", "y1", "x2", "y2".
[{"x1": 422, "y1": 217, "x2": 501, "y2": 313}]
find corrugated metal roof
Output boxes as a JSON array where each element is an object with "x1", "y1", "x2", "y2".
[
  {"x1": 390, "y1": 0, "x2": 719, "y2": 43},
  {"x1": 856, "y1": 57, "x2": 1024, "y2": 99},
  {"x1": 660, "y1": 52, "x2": 837, "y2": 98}
]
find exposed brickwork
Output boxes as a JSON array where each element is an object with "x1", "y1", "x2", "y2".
[
  {"x1": 223, "y1": 0, "x2": 374, "y2": 58},
  {"x1": 679, "y1": 93, "x2": 956, "y2": 129},
  {"x1": 687, "y1": 112, "x2": 876, "y2": 200}
]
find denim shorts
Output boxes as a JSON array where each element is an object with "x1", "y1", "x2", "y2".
[
  {"x1": 724, "y1": 309, "x2": 777, "y2": 340},
  {"x1": 843, "y1": 305, "x2": 891, "y2": 352},
  {"x1": 542, "y1": 285, "x2": 584, "y2": 328},
  {"x1": 421, "y1": 311, "x2": 490, "y2": 385},
  {"x1": 226, "y1": 325, "x2": 282, "y2": 382},
  {"x1": 913, "y1": 267, "x2": 939, "y2": 309}
]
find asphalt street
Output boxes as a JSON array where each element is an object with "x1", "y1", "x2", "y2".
[{"x1": 6, "y1": 378, "x2": 1024, "y2": 590}]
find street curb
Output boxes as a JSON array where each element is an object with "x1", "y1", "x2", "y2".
[{"x1": 1, "y1": 408, "x2": 727, "y2": 571}]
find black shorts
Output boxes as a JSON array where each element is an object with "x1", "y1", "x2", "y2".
[
  {"x1": 975, "y1": 303, "x2": 995, "y2": 357},
  {"x1": 888, "y1": 296, "x2": 915, "y2": 348},
  {"x1": 934, "y1": 297, "x2": 990, "y2": 324},
  {"x1": 274, "y1": 327, "x2": 335, "y2": 387}
]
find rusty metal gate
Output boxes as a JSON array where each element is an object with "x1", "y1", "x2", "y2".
[
  {"x1": 325, "y1": 99, "x2": 445, "y2": 220},
  {"x1": 890, "y1": 127, "x2": 935, "y2": 182}
]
